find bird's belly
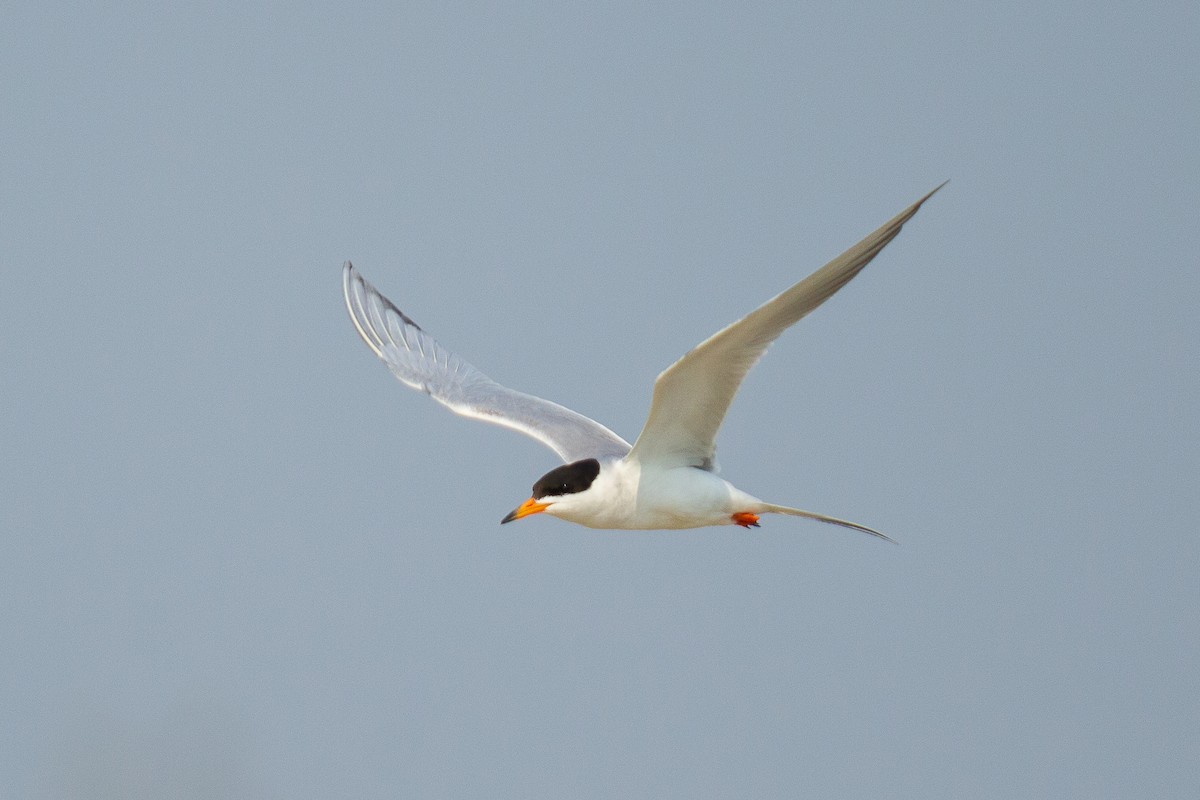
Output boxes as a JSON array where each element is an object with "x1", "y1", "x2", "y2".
[{"x1": 621, "y1": 469, "x2": 756, "y2": 530}]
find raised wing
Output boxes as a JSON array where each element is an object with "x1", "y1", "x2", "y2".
[
  {"x1": 628, "y1": 184, "x2": 944, "y2": 469},
  {"x1": 343, "y1": 263, "x2": 631, "y2": 463}
]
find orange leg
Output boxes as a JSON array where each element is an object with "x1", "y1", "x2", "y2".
[{"x1": 732, "y1": 512, "x2": 760, "y2": 528}]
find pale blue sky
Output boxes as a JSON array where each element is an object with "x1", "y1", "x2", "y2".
[{"x1": 2, "y1": 2, "x2": 1197, "y2": 797}]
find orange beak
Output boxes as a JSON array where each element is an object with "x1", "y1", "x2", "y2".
[{"x1": 501, "y1": 497, "x2": 549, "y2": 524}]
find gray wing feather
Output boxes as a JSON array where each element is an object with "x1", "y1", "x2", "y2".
[
  {"x1": 629, "y1": 184, "x2": 944, "y2": 469},
  {"x1": 343, "y1": 263, "x2": 631, "y2": 464}
]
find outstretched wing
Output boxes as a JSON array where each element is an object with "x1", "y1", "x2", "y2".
[
  {"x1": 343, "y1": 263, "x2": 631, "y2": 463},
  {"x1": 629, "y1": 184, "x2": 944, "y2": 469}
]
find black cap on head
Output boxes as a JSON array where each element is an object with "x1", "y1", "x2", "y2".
[{"x1": 532, "y1": 458, "x2": 601, "y2": 499}]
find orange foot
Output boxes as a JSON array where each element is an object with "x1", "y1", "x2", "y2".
[{"x1": 732, "y1": 512, "x2": 760, "y2": 528}]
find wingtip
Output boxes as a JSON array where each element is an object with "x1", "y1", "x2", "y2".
[
  {"x1": 875, "y1": 529, "x2": 900, "y2": 545},
  {"x1": 884, "y1": 181, "x2": 947, "y2": 232},
  {"x1": 341, "y1": 261, "x2": 358, "y2": 308},
  {"x1": 920, "y1": 180, "x2": 949, "y2": 204}
]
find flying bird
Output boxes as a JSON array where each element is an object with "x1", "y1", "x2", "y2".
[{"x1": 343, "y1": 184, "x2": 942, "y2": 540}]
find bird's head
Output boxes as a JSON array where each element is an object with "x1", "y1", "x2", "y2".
[{"x1": 501, "y1": 458, "x2": 602, "y2": 524}]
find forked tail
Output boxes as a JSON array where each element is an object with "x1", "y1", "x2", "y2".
[{"x1": 761, "y1": 503, "x2": 896, "y2": 543}]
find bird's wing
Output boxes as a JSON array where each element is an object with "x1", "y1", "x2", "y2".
[
  {"x1": 343, "y1": 263, "x2": 631, "y2": 464},
  {"x1": 628, "y1": 184, "x2": 944, "y2": 469}
]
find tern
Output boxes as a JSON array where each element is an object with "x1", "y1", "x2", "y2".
[{"x1": 344, "y1": 184, "x2": 942, "y2": 540}]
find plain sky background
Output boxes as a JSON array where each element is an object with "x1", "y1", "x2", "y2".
[{"x1": 2, "y1": 2, "x2": 1197, "y2": 798}]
